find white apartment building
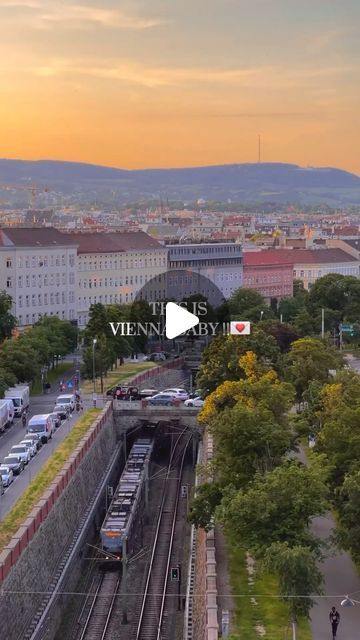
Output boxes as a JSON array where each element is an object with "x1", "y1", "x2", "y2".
[
  {"x1": 167, "y1": 242, "x2": 243, "y2": 302},
  {"x1": 0, "y1": 228, "x2": 78, "y2": 327},
  {"x1": 73, "y1": 231, "x2": 168, "y2": 327}
]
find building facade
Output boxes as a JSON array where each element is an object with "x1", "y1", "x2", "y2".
[
  {"x1": 243, "y1": 250, "x2": 294, "y2": 302},
  {"x1": 167, "y1": 242, "x2": 243, "y2": 302},
  {"x1": 73, "y1": 231, "x2": 168, "y2": 327},
  {"x1": 0, "y1": 228, "x2": 78, "y2": 328}
]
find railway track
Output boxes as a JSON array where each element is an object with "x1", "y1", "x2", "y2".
[
  {"x1": 77, "y1": 572, "x2": 120, "y2": 640},
  {"x1": 135, "y1": 434, "x2": 191, "y2": 640}
]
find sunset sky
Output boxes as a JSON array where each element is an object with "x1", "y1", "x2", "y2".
[{"x1": 0, "y1": 0, "x2": 359, "y2": 172}]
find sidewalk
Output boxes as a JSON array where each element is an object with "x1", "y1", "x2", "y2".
[{"x1": 310, "y1": 514, "x2": 360, "y2": 639}]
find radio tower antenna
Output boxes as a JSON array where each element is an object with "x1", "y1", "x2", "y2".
[{"x1": 258, "y1": 134, "x2": 261, "y2": 163}]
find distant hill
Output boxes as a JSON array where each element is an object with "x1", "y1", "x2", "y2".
[{"x1": 0, "y1": 159, "x2": 359, "y2": 205}]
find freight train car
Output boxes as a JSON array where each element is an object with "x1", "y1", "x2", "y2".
[{"x1": 100, "y1": 437, "x2": 153, "y2": 568}]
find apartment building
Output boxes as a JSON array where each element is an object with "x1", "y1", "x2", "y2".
[
  {"x1": 167, "y1": 242, "x2": 243, "y2": 301},
  {"x1": 0, "y1": 228, "x2": 78, "y2": 328},
  {"x1": 243, "y1": 250, "x2": 293, "y2": 302},
  {"x1": 73, "y1": 231, "x2": 168, "y2": 327}
]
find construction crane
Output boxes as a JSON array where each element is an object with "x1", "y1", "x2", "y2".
[{"x1": 0, "y1": 183, "x2": 49, "y2": 209}]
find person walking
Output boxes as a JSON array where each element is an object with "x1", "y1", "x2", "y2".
[{"x1": 329, "y1": 606, "x2": 340, "y2": 639}]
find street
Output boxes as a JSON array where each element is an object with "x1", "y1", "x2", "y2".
[{"x1": 0, "y1": 384, "x2": 106, "y2": 520}]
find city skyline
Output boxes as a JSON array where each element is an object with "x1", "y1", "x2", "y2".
[{"x1": 0, "y1": 0, "x2": 359, "y2": 172}]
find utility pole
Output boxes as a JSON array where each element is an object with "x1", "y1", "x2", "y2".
[{"x1": 321, "y1": 307, "x2": 325, "y2": 339}]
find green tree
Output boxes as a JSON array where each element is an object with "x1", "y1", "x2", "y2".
[
  {"x1": 0, "y1": 341, "x2": 39, "y2": 382},
  {"x1": 229, "y1": 288, "x2": 274, "y2": 321},
  {"x1": 0, "y1": 290, "x2": 16, "y2": 342},
  {"x1": 189, "y1": 483, "x2": 224, "y2": 532},
  {"x1": 307, "y1": 273, "x2": 360, "y2": 330},
  {"x1": 285, "y1": 337, "x2": 340, "y2": 403},
  {"x1": 264, "y1": 542, "x2": 323, "y2": 621},
  {"x1": 0, "y1": 367, "x2": 16, "y2": 397},
  {"x1": 197, "y1": 330, "x2": 280, "y2": 394},
  {"x1": 218, "y1": 461, "x2": 328, "y2": 555}
]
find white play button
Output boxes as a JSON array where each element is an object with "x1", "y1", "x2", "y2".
[{"x1": 165, "y1": 302, "x2": 199, "y2": 339}]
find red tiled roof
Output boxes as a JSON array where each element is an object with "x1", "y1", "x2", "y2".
[
  {"x1": 244, "y1": 250, "x2": 293, "y2": 266},
  {"x1": 245, "y1": 248, "x2": 358, "y2": 266},
  {"x1": 0, "y1": 227, "x2": 77, "y2": 247},
  {"x1": 66, "y1": 230, "x2": 162, "y2": 253}
]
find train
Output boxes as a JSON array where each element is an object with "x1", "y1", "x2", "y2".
[{"x1": 100, "y1": 437, "x2": 154, "y2": 567}]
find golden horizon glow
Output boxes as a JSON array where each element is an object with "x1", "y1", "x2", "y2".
[{"x1": 0, "y1": 0, "x2": 359, "y2": 174}]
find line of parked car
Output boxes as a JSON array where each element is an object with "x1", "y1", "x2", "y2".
[
  {"x1": 0, "y1": 393, "x2": 76, "y2": 495},
  {"x1": 143, "y1": 387, "x2": 204, "y2": 407}
]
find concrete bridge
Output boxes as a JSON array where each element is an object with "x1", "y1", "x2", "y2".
[{"x1": 112, "y1": 400, "x2": 200, "y2": 434}]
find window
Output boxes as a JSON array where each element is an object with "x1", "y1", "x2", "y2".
[
  {"x1": 25, "y1": 256, "x2": 30, "y2": 268},
  {"x1": 17, "y1": 257, "x2": 23, "y2": 268},
  {"x1": 56, "y1": 274, "x2": 60, "y2": 285},
  {"x1": 44, "y1": 293, "x2": 48, "y2": 305},
  {"x1": 32, "y1": 294, "x2": 36, "y2": 306},
  {"x1": 6, "y1": 258, "x2": 12, "y2": 268},
  {"x1": 32, "y1": 274, "x2": 36, "y2": 287},
  {"x1": 69, "y1": 254, "x2": 75, "y2": 267},
  {"x1": 6, "y1": 277, "x2": 12, "y2": 288},
  {"x1": 55, "y1": 255, "x2": 60, "y2": 267},
  {"x1": 62, "y1": 255, "x2": 66, "y2": 266},
  {"x1": 62, "y1": 292, "x2": 66, "y2": 303},
  {"x1": 25, "y1": 295, "x2": 30, "y2": 307},
  {"x1": 55, "y1": 292, "x2": 60, "y2": 304},
  {"x1": 50, "y1": 292, "x2": 54, "y2": 305},
  {"x1": 31, "y1": 256, "x2": 36, "y2": 268},
  {"x1": 18, "y1": 295, "x2": 22, "y2": 308},
  {"x1": 44, "y1": 274, "x2": 48, "y2": 286},
  {"x1": 18, "y1": 315, "x2": 22, "y2": 325},
  {"x1": 69, "y1": 272, "x2": 75, "y2": 285},
  {"x1": 38, "y1": 294, "x2": 42, "y2": 305},
  {"x1": 62, "y1": 273, "x2": 66, "y2": 285},
  {"x1": 18, "y1": 275, "x2": 23, "y2": 288}
]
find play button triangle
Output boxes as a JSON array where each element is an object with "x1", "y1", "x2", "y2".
[{"x1": 165, "y1": 302, "x2": 199, "y2": 339}]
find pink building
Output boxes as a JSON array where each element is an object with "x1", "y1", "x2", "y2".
[{"x1": 243, "y1": 250, "x2": 294, "y2": 302}]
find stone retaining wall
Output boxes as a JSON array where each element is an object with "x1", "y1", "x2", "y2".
[
  {"x1": 0, "y1": 402, "x2": 116, "y2": 640},
  {"x1": 188, "y1": 431, "x2": 219, "y2": 640}
]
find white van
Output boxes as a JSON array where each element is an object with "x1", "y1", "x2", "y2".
[
  {"x1": 0, "y1": 399, "x2": 15, "y2": 428},
  {"x1": 27, "y1": 414, "x2": 53, "y2": 443},
  {"x1": 56, "y1": 394, "x2": 75, "y2": 412}
]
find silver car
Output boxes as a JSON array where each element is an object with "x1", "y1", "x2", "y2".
[
  {"x1": 0, "y1": 465, "x2": 14, "y2": 487},
  {"x1": 20, "y1": 439, "x2": 37, "y2": 458},
  {"x1": 9, "y1": 445, "x2": 31, "y2": 465}
]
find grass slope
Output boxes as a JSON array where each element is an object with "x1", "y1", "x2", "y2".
[
  {"x1": 227, "y1": 540, "x2": 312, "y2": 640},
  {"x1": 81, "y1": 361, "x2": 156, "y2": 394}
]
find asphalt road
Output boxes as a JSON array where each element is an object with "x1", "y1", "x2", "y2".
[{"x1": 0, "y1": 387, "x2": 105, "y2": 520}]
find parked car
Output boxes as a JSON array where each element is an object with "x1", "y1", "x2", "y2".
[
  {"x1": 53, "y1": 404, "x2": 70, "y2": 420},
  {"x1": 56, "y1": 394, "x2": 75, "y2": 412},
  {"x1": 145, "y1": 352, "x2": 166, "y2": 362},
  {"x1": 139, "y1": 388, "x2": 159, "y2": 398},
  {"x1": 112, "y1": 386, "x2": 140, "y2": 401},
  {"x1": 27, "y1": 414, "x2": 53, "y2": 443},
  {"x1": 48, "y1": 412, "x2": 61, "y2": 430},
  {"x1": 162, "y1": 388, "x2": 189, "y2": 401},
  {"x1": 23, "y1": 433, "x2": 42, "y2": 451},
  {"x1": 0, "y1": 475, "x2": 3, "y2": 496},
  {"x1": 2, "y1": 455, "x2": 24, "y2": 475},
  {"x1": 19, "y1": 439, "x2": 37, "y2": 458},
  {"x1": 0, "y1": 465, "x2": 14, "y2": 487},
  {"x1": 184, "y1": 396, "x2": 204, "y2": 408},
  {"x1": 9, "y1": 445, "x2": 31, "y2": 466},
  {"x1": 148, "y1": 393, "x2": 178, "y2": 406}
]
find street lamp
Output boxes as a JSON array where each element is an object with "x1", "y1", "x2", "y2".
[
  {"x1": 341, "y1": 595, "x2": 360, "y2": 607},
  {"x1": 92, "y1": 338, "x2": 97, "y2": 395},
  {"x1": 260, "y1": 310, "x2": 264, "y2": 321}
]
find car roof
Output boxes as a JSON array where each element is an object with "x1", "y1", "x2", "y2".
[
  {"x1": 4, "y1": 455, "x2": 20, "y2": 460},
  {"x1": 29, "y1": 414, "x2": 51, "y2": 421},
  {"x1": 0, "y1": 465, "x2": 11, "y2": 470}
]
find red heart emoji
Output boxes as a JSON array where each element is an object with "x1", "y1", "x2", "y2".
[{"x1": 235, "y1": 323, "x2": 246, "y2": 333}]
